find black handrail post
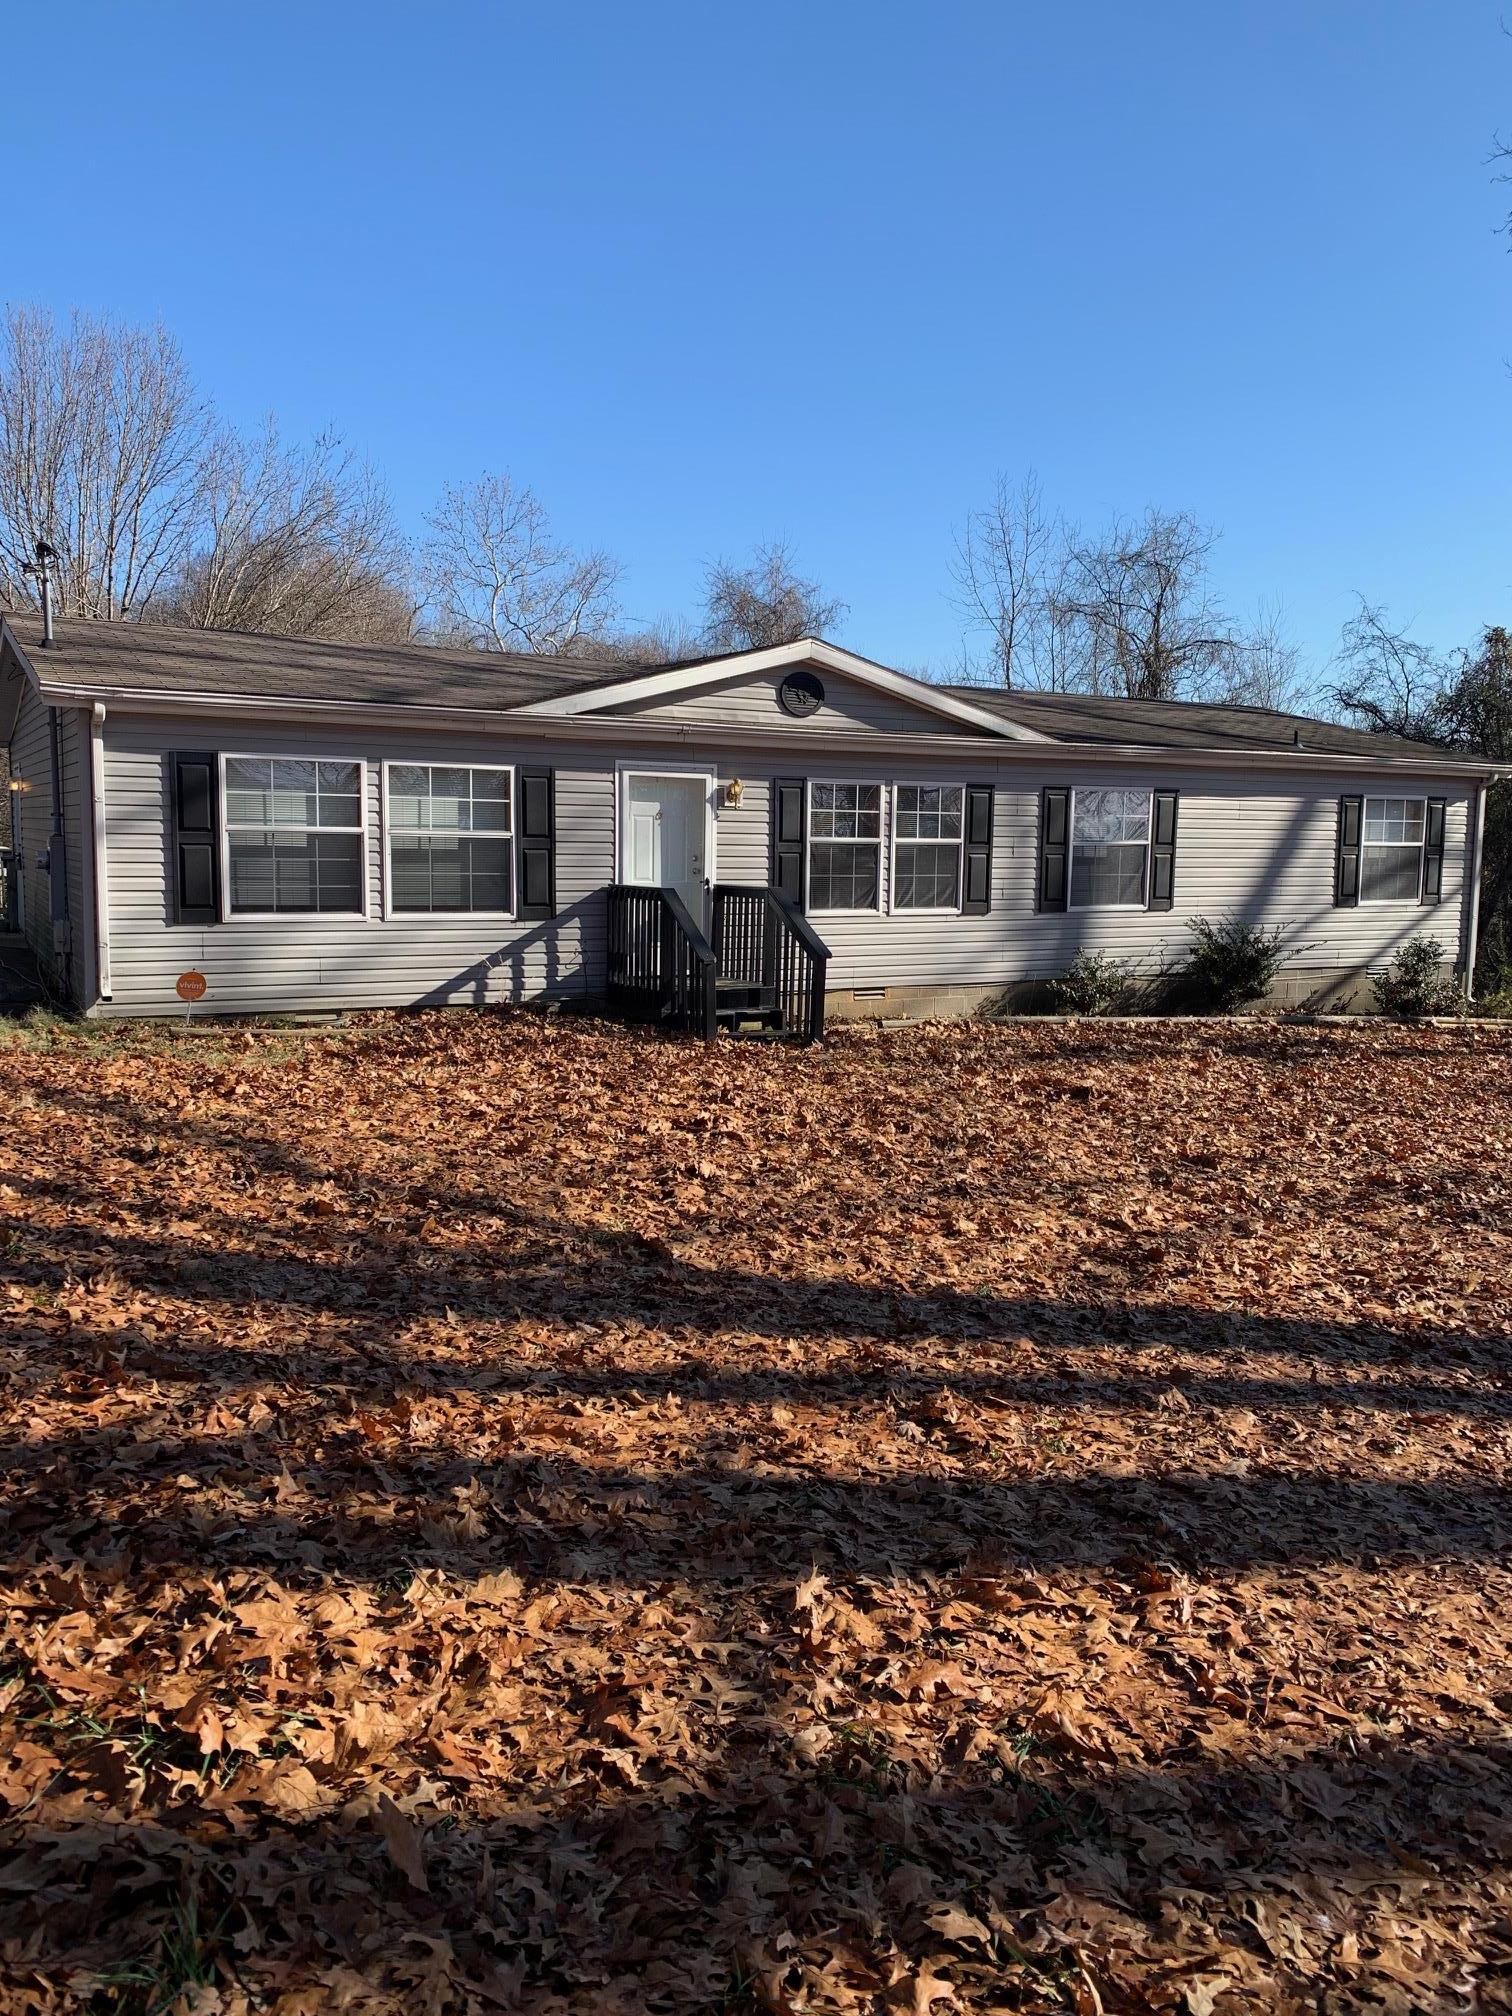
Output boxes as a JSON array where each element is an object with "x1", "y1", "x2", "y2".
[
  {"x1": 700, "y1": 945, "x2": 717, "y2": 1039},
  {"x1": 808, "y1": 952, "x2": 827, "y2": 1043}
]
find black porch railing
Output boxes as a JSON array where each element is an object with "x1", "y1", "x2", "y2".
[
  {"x1": 606, "y1": 884, "x2": 717, "y2": 1038},
  {"x1": 606, "y1": 882, "x2": 830, "y2": 1042},
  {"x1": 712, "y1": 884, "x2": 829, "y2": 1044}
]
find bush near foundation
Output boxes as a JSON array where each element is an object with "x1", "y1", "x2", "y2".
[
  {"x1": 1180, "y1": 915, "x2": 1287, "y2": 1013},
  {"x1": 1373, "y1": 937, "x2": 1462, "y2": 1019}
]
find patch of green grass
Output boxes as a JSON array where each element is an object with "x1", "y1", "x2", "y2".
[
  {"x1": 91, "y1": 1883, "x2": 231, "y2": 2015},
  {"x1": 0, "y1": 1005, "x2": 84, "y2": 1051},
  {"x1": 817, "y1": 1720, "x2": 905, "y2": 1795},
  {"x1": 718, "y1": 1958, "x2": 762, "y2": 2012},
  {"x1": 0, "y1": 1004, "x2": 345, "y2": 1064},
  {"x1": 20, "y1": 1681, "x2": 240, "y2": 1794},
  {"x1": 994, "y1": 1724, "x2": 1109, "y2": 1848}
]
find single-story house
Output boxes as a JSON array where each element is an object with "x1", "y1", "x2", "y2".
[{"x1": 0, "y1": 611, "x2": 1500, "y2": 1034}]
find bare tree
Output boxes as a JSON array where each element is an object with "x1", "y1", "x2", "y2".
[
  {"x1": 1325, "y1": 597, "x2": 1448, "y2": 739},
  {"x1": 0, "y1": 305, "x2": 210, "y2": 619},
  {"x1": 419, "y1": 473, "x2": 620, "y2": 655},
  {"x1": 702, "y1": 540, "x2": 844, "y2": 652},
  {"x1": 163, "y1": 423, "x2": 413, "y2": 642},
  {"x1": 952, "y1": 470, "x2": 1058, "y2": 686},
  {"x1": 1213, "y1": 599, "x2": 1307, "y2": 711},
  {"x1": 1056, "y1": 509, "x2": 1237, "y2": 701},
  {"x1": 584, "y1": 614, "x2": 707, "y2": 666}
]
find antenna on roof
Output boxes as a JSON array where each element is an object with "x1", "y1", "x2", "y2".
[{"x1": 21, "y1": 539, "x2": 57, "y2": 647}]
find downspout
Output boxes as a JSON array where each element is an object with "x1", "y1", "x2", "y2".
[
  {"x1": 90, "y1": 702, "x2": 111, "y2": 1002},
  {"x1": 1463, "y1": 780, "x2": 1489, "y2": 1000}
]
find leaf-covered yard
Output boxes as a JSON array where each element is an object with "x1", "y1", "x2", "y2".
[{"x1": 2, "y1": 1013, "x2": 1511, "y2": 2015}]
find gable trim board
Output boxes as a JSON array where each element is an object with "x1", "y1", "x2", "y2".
[{"x1": 511, "y1": 639, "x2": 1050, "y2": 740}]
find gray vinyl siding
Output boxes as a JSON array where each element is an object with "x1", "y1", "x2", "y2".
[
  {"x1": 6, "y1": 685, "x2": 88, "y2": 1002},
  {"x1": 62, "y1": 709, "x2": 87, "y2": 1004},
  {"x1": 92, "y1": 709, "x2": 1476, "y2": 1016},
  {"x1": 602, "y1": 666, "x2": 984, "y2": 737},
  {"x1": 703, "y1": 758, "x2": 1474, "y2": 994},
  {"x1": 9, "y1": 679, "x2": 52, "y2": 966},
  {"x1": 99, "y1": 715, "x2": 612, "y2": 1016}
]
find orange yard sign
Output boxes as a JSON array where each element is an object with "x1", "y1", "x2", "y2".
[{"x1": 175, "y1": 970, "x2": 207, "y2": 1003}]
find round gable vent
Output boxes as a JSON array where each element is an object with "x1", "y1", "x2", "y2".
[{"x1": 778, "y1": 668, "x2": 825, "y2": 718}]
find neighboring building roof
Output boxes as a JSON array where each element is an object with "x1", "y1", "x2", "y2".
[
  {"x1": 941, "y1": 684, "x2": 1457, "y2": 763},
  {"x1": 0, "y1": 611, "x2": 1487, "y2": 769}
]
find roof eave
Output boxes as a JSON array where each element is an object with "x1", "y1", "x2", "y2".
[{"x1": 23, "y1": 676, "x2": 1505, "y2": 775}]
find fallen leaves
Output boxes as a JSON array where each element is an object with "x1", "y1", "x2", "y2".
[{"x1": 0, "y1": 1011, "x2": 1510, "y2": 2012}]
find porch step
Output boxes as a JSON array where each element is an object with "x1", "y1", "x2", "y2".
[
  {"x1": 716, "y1": 1006, "x2": 784, "y2": 1031},
  {"x1": 714, "y1": 978, "x2": 784, "y2": 1032}
]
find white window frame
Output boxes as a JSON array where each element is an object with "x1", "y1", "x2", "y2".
[
  {"x1": 806, "y1": 778, "x2": 885, "y2": 917},
  {"x1": 381, "y1": 760, "x2": 517, "y2": 922},
  {"x1": 888, "y1": 781, "x2": 966, "y2": 917},
  {"x1": 218, "y1": 753, "x2": 370, "y2": 923},
  {"x1": 1067, "y1": 786, "x2": 1154, "y2": 912},
  {"x1": 1359, "y1": 795, "x2": 1428, "y2": 905}
]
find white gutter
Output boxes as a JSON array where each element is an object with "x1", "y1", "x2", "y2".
[
  {"x1": 89, "y1": 702, "x2": 112, "y2": 1002},
  {"x1": 1463, "y1": 780, "x2": 1489, "y2": 1000}
]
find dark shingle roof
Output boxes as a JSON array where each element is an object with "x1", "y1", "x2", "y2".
[
  {"x1": 2, "y1": 614, "x2": 628, "y2": 711},
  {"x1": 0, "y1": 613, "x2": 1475, "y2": 766},
  {"x1": 941, "y1": 684, "x2": 1455, "y2": 762}
]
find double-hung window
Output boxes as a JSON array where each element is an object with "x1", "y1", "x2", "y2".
[
  {"x1": 387, "y1": 765, "x2": 514, "y2": 914},
  {"x1": 223, "y1": 757, "x2": 366, "y2": 915},
  {"x1": 808, "y1": 782, "x2": 883, "y2": 912},
  {"x1": 1069, "y1": 787, "x2": 1151, "y2": 908},
  {"x1": 1360, "y1": 797, "x2": 1427, "y2": 902},
  {"x1": 893, "y1": 785, "x2": 964, "y2": 911}
]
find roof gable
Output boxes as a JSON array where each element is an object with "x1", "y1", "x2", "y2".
[{"x1": 512, "y1": 639, "x2": 1047, "y2": 740}]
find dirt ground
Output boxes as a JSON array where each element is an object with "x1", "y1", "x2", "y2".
[{"x1": 1, "y1": 1012, "x2": 1509, "y2": 2014}]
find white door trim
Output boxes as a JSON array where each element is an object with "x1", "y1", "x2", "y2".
[{"x1": 614, "y1": 762, "x2": 717, "y2": 899}]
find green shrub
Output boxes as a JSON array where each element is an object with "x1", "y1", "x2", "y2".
[
  {"x1": 1372, "y1": 937, "x2": 1462, "y2": 1019},
  {"x1": 1181, "y1": 915, "x2": 1287, "y2": 1013},
  {"x1": 1050, "y1": 951, "x2": 1136, "y2": 1017}
]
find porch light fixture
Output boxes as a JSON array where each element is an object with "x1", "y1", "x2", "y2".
[{"x1": 724, "y1": 777, "x2": 744, "y2": 809}]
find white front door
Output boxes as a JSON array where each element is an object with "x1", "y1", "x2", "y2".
[{"x1": 624, "y1": 773, "x2": 710, "y2": 920}]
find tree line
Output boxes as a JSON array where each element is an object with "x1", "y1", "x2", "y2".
[
  {"x1": 0, "y1": 303, "x2": 1472, "y2": 724},
  {"x1": 0, "y1": 304, "x2": 842, "y2": 661},
  {"x1": 0, "y1": 305, "x2": 1311, "y2": 694}
]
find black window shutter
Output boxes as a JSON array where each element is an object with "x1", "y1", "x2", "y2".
[
  {"x1": 516, "y1": 768, "x2": 556, "y2": 919},
  {"x1": 1336, "y1": 794, "x2": 1363, "y2": 907},
  {"x1": 961, "y1": 784, "x2": 993, "y2": 915},
  {"x1": 169, "y1": 751, "x2": 220, "y2": 926},
  {"x1": 1039, "y1": 787, "x2": 1069, "y2": 912},
  {"x1": 771, "y1": 778, "x2": 807, "y2": 907},
  {"x1": 1148, "y1": 790, "x2": 1179, "y2": 910},
  {"x1": 1422, "y1": 796, "x2": 1447, "y2": 904}
]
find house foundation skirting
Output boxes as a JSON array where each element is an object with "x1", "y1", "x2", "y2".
[{"x1": 822, "y1": 965, "x2": 1399, "y2": 1021}]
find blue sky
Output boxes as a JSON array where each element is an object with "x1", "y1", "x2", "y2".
[{"x1": 10, "y1": 1, "x2": 1512, "y2": 683}]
